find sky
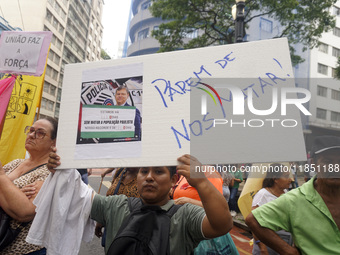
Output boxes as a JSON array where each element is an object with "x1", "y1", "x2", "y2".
[{"x1": 101, "y1": 1, "x2": 132, "y2": 58}]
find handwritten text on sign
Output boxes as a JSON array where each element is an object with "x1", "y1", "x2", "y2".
[{"x1": 152, "y1": 51, "x2": 292, "y2": 149}]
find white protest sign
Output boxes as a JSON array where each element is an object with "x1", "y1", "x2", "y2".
[
  {"x1": 56, "y1": 38, "x2": 307, "y2": 169},
  {"x1": 0, "y1": 31, "x2": 52, "y2": 76}
]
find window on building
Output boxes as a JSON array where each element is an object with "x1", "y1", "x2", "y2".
[
  {"x1": 318, "y1": 43, "x2": 328, "y2": 54},
  {"x1": 334, "y1": 6, "x2": 340, "y2": 16},
  {"x1": 41, "y1": 98, "x2": 46, "y2": 109},
  {"x1": 54, "y1": 54, "x2": 60, "y2": 65},
  {"x1": 47, "y1": 100, "x2": 54, "y2": 111},
  {"x1": 55, "y1": 38, "x2": 62, "y2": 50},
  {"x1": 260, "y1": 18, "x2": 273, "y2": 33},
  {"x1": 316, "y1": 108, "x2": 327, "y2": 120},
  {"x1": 141, "y1": 1, "x2": 151, "y2": 10},
  {"x1": 331, "y1": 111, "x2": 340, "y2": 122},
  {"x1": 332, "y1": 68, "x2": 337, "y2": 78},
  {"x1": 50, "y1": 85, "x2": 56, "y2": 96},
  {"x1": 46, "y1": 65, "x2": 58, "y2": 80},
  {"x1": 48, "y1": 50, "x2": 54, "y2": 62},
  {"x1": 43, "y1": 82, "x2": 50, "y2": 93},
  {"x1": 46, "y1": 10, "x2": 52, "y2": 23},
  {"x1": 317, "y1": 63, "x2": 328, "y2": 75},
  {"x1": 55, "y1": 103, "x2": 60, "y2": 118},
  {"x1": 138, "y1": 28, "x2": 149, "y2": 40},
  {"x1": 163, "y1": 29, "x2": 170, "y2": 36},
  {"x1": 57, "y1": 88, "x2": 62, "y2": 101},
  {"x1": 41, "y1": 98, "x2": 54, "y2": 111},
  {"x1": 51, "y1": 34, "x2": 56, "y2": 44},
  {"x1": 43, "y1": 81, "x2": 57, "y2": 96},
  {"x1": 59, "y1": 25, "x2": 64, "y2": 35},
  {"x1": 317, "y1": 85, "x2": 327, "y2": 97},
  {"x1": 332, "y1": 47, "x2": 340, "y2": 58},
  {"x1": 59, "y1": 73, "x2": 64, "y2": 86},
  {"x1": 185, "y1": 29, "x2": 198, "y2": 39},
  {"x1": 331, "y1": 89, "x2": 340, "y2": 101},
  {"x1": 61, "y1": 10, "x2": 67, "y2": 21},
  {"x1": 46, "y1": 65, "x2": 52, "y2": 77},
  {"x1": 334, "y1": 27, "x2": 340, "y2": 37},
  {"x1": 52, "y1": 18, "x2": 59, "y2": 30}
]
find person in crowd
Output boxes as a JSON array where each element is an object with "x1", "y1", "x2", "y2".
[
  {"x1": 115, "y1": 86, "x2": 141, "y2": 140},
  {"x1": 172, "y1": 168, "x2": 238, "y2": 255},
  {"x1": 288, "y1": 162, "x2": 299, "y2": 190},
  {"x1": 220, "y1": 169, "x2": 234, "y2": 202},
  {"x1": 95, "y1": 167, "x2": 139, "y2": 248},
  {"x1": 46, "y1": 153, "x2": 233, "y2": 254},
  {"x1": 0, "y1": 117, "x2": 58, "y2": 255},
  {"x1": 246, "y1": 136, "x2": 340, "y2": 255},
  {"x1": 77, "y1": 168, "x2": 92, "y2": 184},
  {"x1": 251, "y1": 163, "x2": 292, "y2": 255},
  {"x1": 229, "y1": 164, "x2": 243, "y2": 217}
]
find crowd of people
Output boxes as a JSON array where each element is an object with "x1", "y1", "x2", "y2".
[{"x1": 0, "y1": 114, "x2": 339, "y2": 255}]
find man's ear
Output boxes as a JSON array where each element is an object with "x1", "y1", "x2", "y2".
[{"x1": 171, "y1": 173, "x2": 179, "y2": 187}]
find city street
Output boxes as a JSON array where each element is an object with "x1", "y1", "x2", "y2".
[{"x1": 78, "y1": 171, "x2": 253, "y2": 255}]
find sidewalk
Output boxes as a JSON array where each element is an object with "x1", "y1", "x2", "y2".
[{"x1": 230, "y1": 225, "x2": 252, "y2": 255}]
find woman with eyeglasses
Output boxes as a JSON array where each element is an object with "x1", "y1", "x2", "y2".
[{"x1": 0, "y1": 117, "x2": 58, "y2": 255}]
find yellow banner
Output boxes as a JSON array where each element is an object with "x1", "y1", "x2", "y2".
[{"x1": 0, "y1": 72, "x2": 46, "y2": 164}]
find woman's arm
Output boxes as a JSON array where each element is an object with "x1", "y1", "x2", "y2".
[
  {"x1": 21, "y1": 181, "x2": 44, "y2": 201},
  {"x1": 0, "y1": 162, "x2": 36, "y2": 222}
]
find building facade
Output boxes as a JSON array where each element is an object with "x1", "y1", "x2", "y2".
[
  {"x1": 0, "y1": 0, "x2": 104, "y2": 118},
  {"x1": 126, "y1": 0, "x2": 198, "y2": 57},
  {"x1": 0, "y1": 16, "x2": 21, "y2": 35}
]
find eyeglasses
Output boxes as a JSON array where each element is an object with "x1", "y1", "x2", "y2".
[{"x1": 24, "y1": 126, "x2": 49, "y2": 139}]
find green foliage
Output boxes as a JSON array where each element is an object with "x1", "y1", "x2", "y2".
[
  {"x1": 150, "y1": 0, "x2": 336, "y2": 65},
  {"x1": 101, "y1": 49, "x2": 111, "y2": 60}
]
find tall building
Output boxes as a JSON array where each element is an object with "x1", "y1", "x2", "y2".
[
  {"x1": 126, "y1": 0, "x2": 340, "y2": 150},
  {"x1": 126, "y1": 0, "x2": 199, "y2": 57},
  {"x1": 0, "y1": 16, "x2": 21, "y2": 34},
  {"x1": 0, "y1": 0, "x2": 104, "y2": 118},
  {"x1": 127, "y1": 0, "x2": 161, "y2": 57}
]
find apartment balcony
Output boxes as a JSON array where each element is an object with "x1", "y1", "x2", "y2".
[{"x1": 127, "y1": 37, "x2": 160, "y2": 56}]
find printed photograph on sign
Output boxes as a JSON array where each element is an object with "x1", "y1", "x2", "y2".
[
  {"x1": 77, "y1": 78, "x2": 142, "y2": 144},
  {"x1": 74, "y1": 63, "x2": 143, "y2": 160}
]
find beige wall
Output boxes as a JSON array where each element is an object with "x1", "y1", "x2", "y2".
[{"x1": 0, "y1": 0, "x2": 47, "y2": 31}]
